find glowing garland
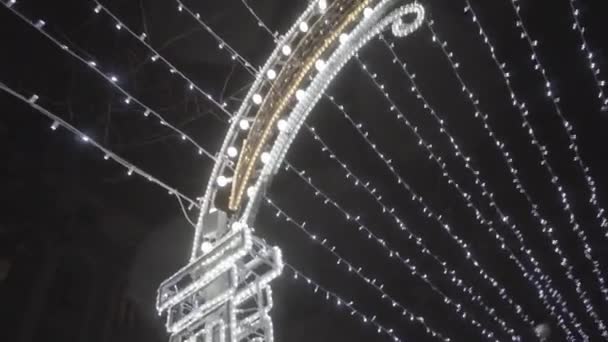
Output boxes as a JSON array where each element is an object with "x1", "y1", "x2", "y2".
[
  {"x1": 323, "y1": 95, "x2": 538, "y2": 332},
  {"x1": 91, "y1": 2, "x2": 444, "y2": 339},
  {"x1": 462, "y1": 1, "x2": 604, "y2": 339},
  {"x1": 356, "y1": 58, "x2": 585, "y2": 340},
  {"x1": 0, "y1": 80, "x2": 398, "y2": 342},
  {"x1": 381, "y1": 25, "x2": 589, "y2": 339},
  {"x1": 1, "y1": 2, "x2": 219, "y2": 163},
  {"x1": 232, "y1": 0, "x2": 545, "y2": 337},
  {"x1": 285, "y1": 265, "x2": 402, "y2": 342},
  {"x1": 0, "y1": 81, "x2": 199, "y2": 212},
  {"x1": 302, "y1": 126, "x2": 517, "y2": 339},
  {"x1": 566, "y1": 0, "x2": 608, "y2": 112},
  {"x1": 509, "y1": 0, "x2": 608, "y2": 245},
  {"x1": 266, "y1": 197, "x2": 451, "y2": 341},
  {"x1": 507, "y1": 0, "x2": 608, "y2": 337}
]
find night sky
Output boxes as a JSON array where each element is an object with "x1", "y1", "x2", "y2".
[{"x1": 1, "y1": 0, "x2": 608, "y2": 341}]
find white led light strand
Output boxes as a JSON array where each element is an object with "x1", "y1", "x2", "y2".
[
  {"x1": 3, "y1": 5, "x2": 421, "y2": 341},
  {"x1": 0, "y1": 2, "x2": 219, "y2": 163},
  {"x1": 357, "y1": 57, "x2": 582, "y2": 340},
  {"x1": 175, "y1": 0, "x2": 257, "y2": 74},
  {"x1": 302, "y1": 125, "x2": 519, "y2": 339},
  {"x1": 0, "y1": 81, "x2": 199, "y2": 211},
  {"x1": 284, "y1": 265, "x2": 402, "y2": 342},
  {"x1": 323, "y1": 95, "x2": 540, "y2": 335},
  {"x1": 93, "y1": 2, "x2": 234, "y2": 119},
  {"x1": 231, "y1": 1, "x2": 534, "y2": 337},
  {"x1": 462, "y1": 2, "x2": 601, "y2": 339},
  {"x1": 266, "y1": 197, "x2": 451, "y2": 341},
  {"x1": 381, "y1": 26, "x2": 587, "y2": 340},
  {"x1": 509, "y1": 0, "x2": 608, "y2": 242},
  {"x1": 2, "y1": 79, "x2": 386, "y2": 342},
  {"x1": 566, "y1": 0, "x2": 608, "y2": 112},
  {"x1": 282, "y1": 163, "x2": 502, "y2": 341},
  {"x1": 507, "y1": 0, "x2": 608, "y2": 337},
  {"x1": 239, "y1": 0, "x2": 279, "y2": 43},
  {"x1": 88, "y1": 7, "x2": 451, "y2": 340}
]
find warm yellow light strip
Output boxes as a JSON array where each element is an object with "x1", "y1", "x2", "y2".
[{"x1": 229, "y1": 0, "x2": 371, "y2": 210}]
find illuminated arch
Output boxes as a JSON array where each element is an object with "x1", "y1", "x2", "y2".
[{"x1": 192, "y1": 0, "x2": 424, "y2": 260}]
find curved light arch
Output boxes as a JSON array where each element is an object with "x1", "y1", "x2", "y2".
[{"x1": 193, "y1": 0, "x2": 424, "y2": 259}]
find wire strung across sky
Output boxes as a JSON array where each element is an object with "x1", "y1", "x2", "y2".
[
  {"x1": 0, "y1": 80, "x2": 403, "y2": 342},
  {"x1": 3, "y1": 0, "x2": 608, "y2": 340}
]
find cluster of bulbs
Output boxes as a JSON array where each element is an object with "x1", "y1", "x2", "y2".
[
  {"x1": 508, "y1": 0, "x2": 608, "y2": 337},
  {"x1": 385, "y1": 23, "x2": 584, "y2": 339},
  {"x1": 303, "y1": 123, "x2": 519, "y2": 339},
  {"x1": 462, "y1": 2, "x2": 598, "y2": 339},
  {"x1": 285, "y1": 264, "x2": 403, "y2": 342}
]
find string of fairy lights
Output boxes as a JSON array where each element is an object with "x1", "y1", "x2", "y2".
[
  {"x1": 265, "y1": 197, "x2": 450, "y2": 341},
  {"x1": 3, "y1": 0, "x2": 607, "y2": 340},
  {"x1": 463, "y1": 0, "x2": 601, "y2": 339},
  {"x1": 0, "y1": 79, "x2": 404, "y2": 342},
  {"x1": 321, "y1": 95, "x2": 539, "y2": 333},
  {"x1": 380, "y1": 25, "x2": 590, "y2": 338},
  {"x1": 565, "y1": 0, "x2": 608, "y2": 112},
  {"x1": 2, "y1": 1, "x2": 450, "y2": 340},
  {"x1": 204, "y1": 2, "x2": 532, "y2": 338},
  {"x1": 385, "y1": 29, "x2": 590, "y2": 338},
  {"x1": 283, "y1": 161, "x2": 501, "y2": 340},
  {"x1": 302, "y1": 125, "x2": 518, "y2": 339},
  {"x1": 90, "y1": 5, "x2": 471, "y2": 337},
  {"x1": 170, "y1": 0, "x2": 607, "y2": 339},
  {"x1": 508, "y1": 0, "x2": 608, "y2": 337},
  {"x1": 160, "y1": 4, "x2": 506, "y2": 340}
]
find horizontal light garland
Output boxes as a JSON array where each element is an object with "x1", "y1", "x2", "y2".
[
  {"x1": 0, "y1": 81, "x2": 199, "y2": 211},
  {"x1": 266, "y1": 197, "x2": 451, "y2": 341},
  {"x1": 357, "y1": 57, "x2": 581, "y2": 340},
  {"x1": 381, "y1": 25, "x2": 586, "y2": 339},
  {"x1": 283, "y1": 162, "x2": 503, "y2": 340},
  {"x1": 463, "y1": 1, "x2": 601, "y2": 339},
  {"x1": 284, "y1": 264, "x2": 402, "y2": 342},
  {"x1": 1, "y1": 2, "x2": 218, "y2": 162},
  {"x1": 566, "y1": 0, "x2": 608, "y2": 111},
  {"x1": 0, "y1": 81, "x2": 387, "y2": 341},
  {"x1": 507, "y1": 0, "x2": 608, "y2": 337},
  {"x1": 303, "y1": 125, "x2": 517, "y2": 339}
]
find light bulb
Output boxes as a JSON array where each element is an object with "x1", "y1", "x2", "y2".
[
  {"x1": 315, "y1": 59, "x2": 326, "y2": 71},
  {"x1": 239, "y1": 119, "x2": 250, "y2": 130},
  {"x1": 82, "y1": 135, "x2": 89, "y2": 142},
  {"x1": 110, "y1": 75, "x2": 118, "y2": 82},
  {"x1": 50, "y1": 121, "x2": 59, "y2": 130},
  {"x1": 295, "y1": 89, "x2": 306, "y2": 101},
  {"x1": 217, "y1": 175, "x2": 231, "y2": 187},
  {"x1": 277, "y1": 119, "x2": 288, "y2": 131},
  {"x1": 299, "y1": 22, "x2": 309, "y2": 32},
  {"x1": 94, "y1": 4, "x2": 102, "y2": 13},
  {"x1": 339, "y1": 33, "x2": 349, "y2": 44},
  {"x1": 282, "y1": 45, "x2": 292, "y2": 56},
  {"x1": 363, "y1": 7, "x2": 373, "y2": 17},
  {"x1": 227, "y1": 146, "x2": 238, "y2": 158},
  {"x1": 261, "y1": 152, "x2": 270, "y2": 164},
  {"x1": 252, "y1": 93, "x2": 263, "y2": 104},
  {"x1": 201, "y1": 241, "x2": 213, "y2": 253},
  {"x1": 247, "y1": 186, "x2": 256, "y2": 198},
  {"x1": 318, "y1": 0, "x2": 327, "y2": 11},
  {"x1": 267, "y1": 69, "x2": 277, "y2": 80}
]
